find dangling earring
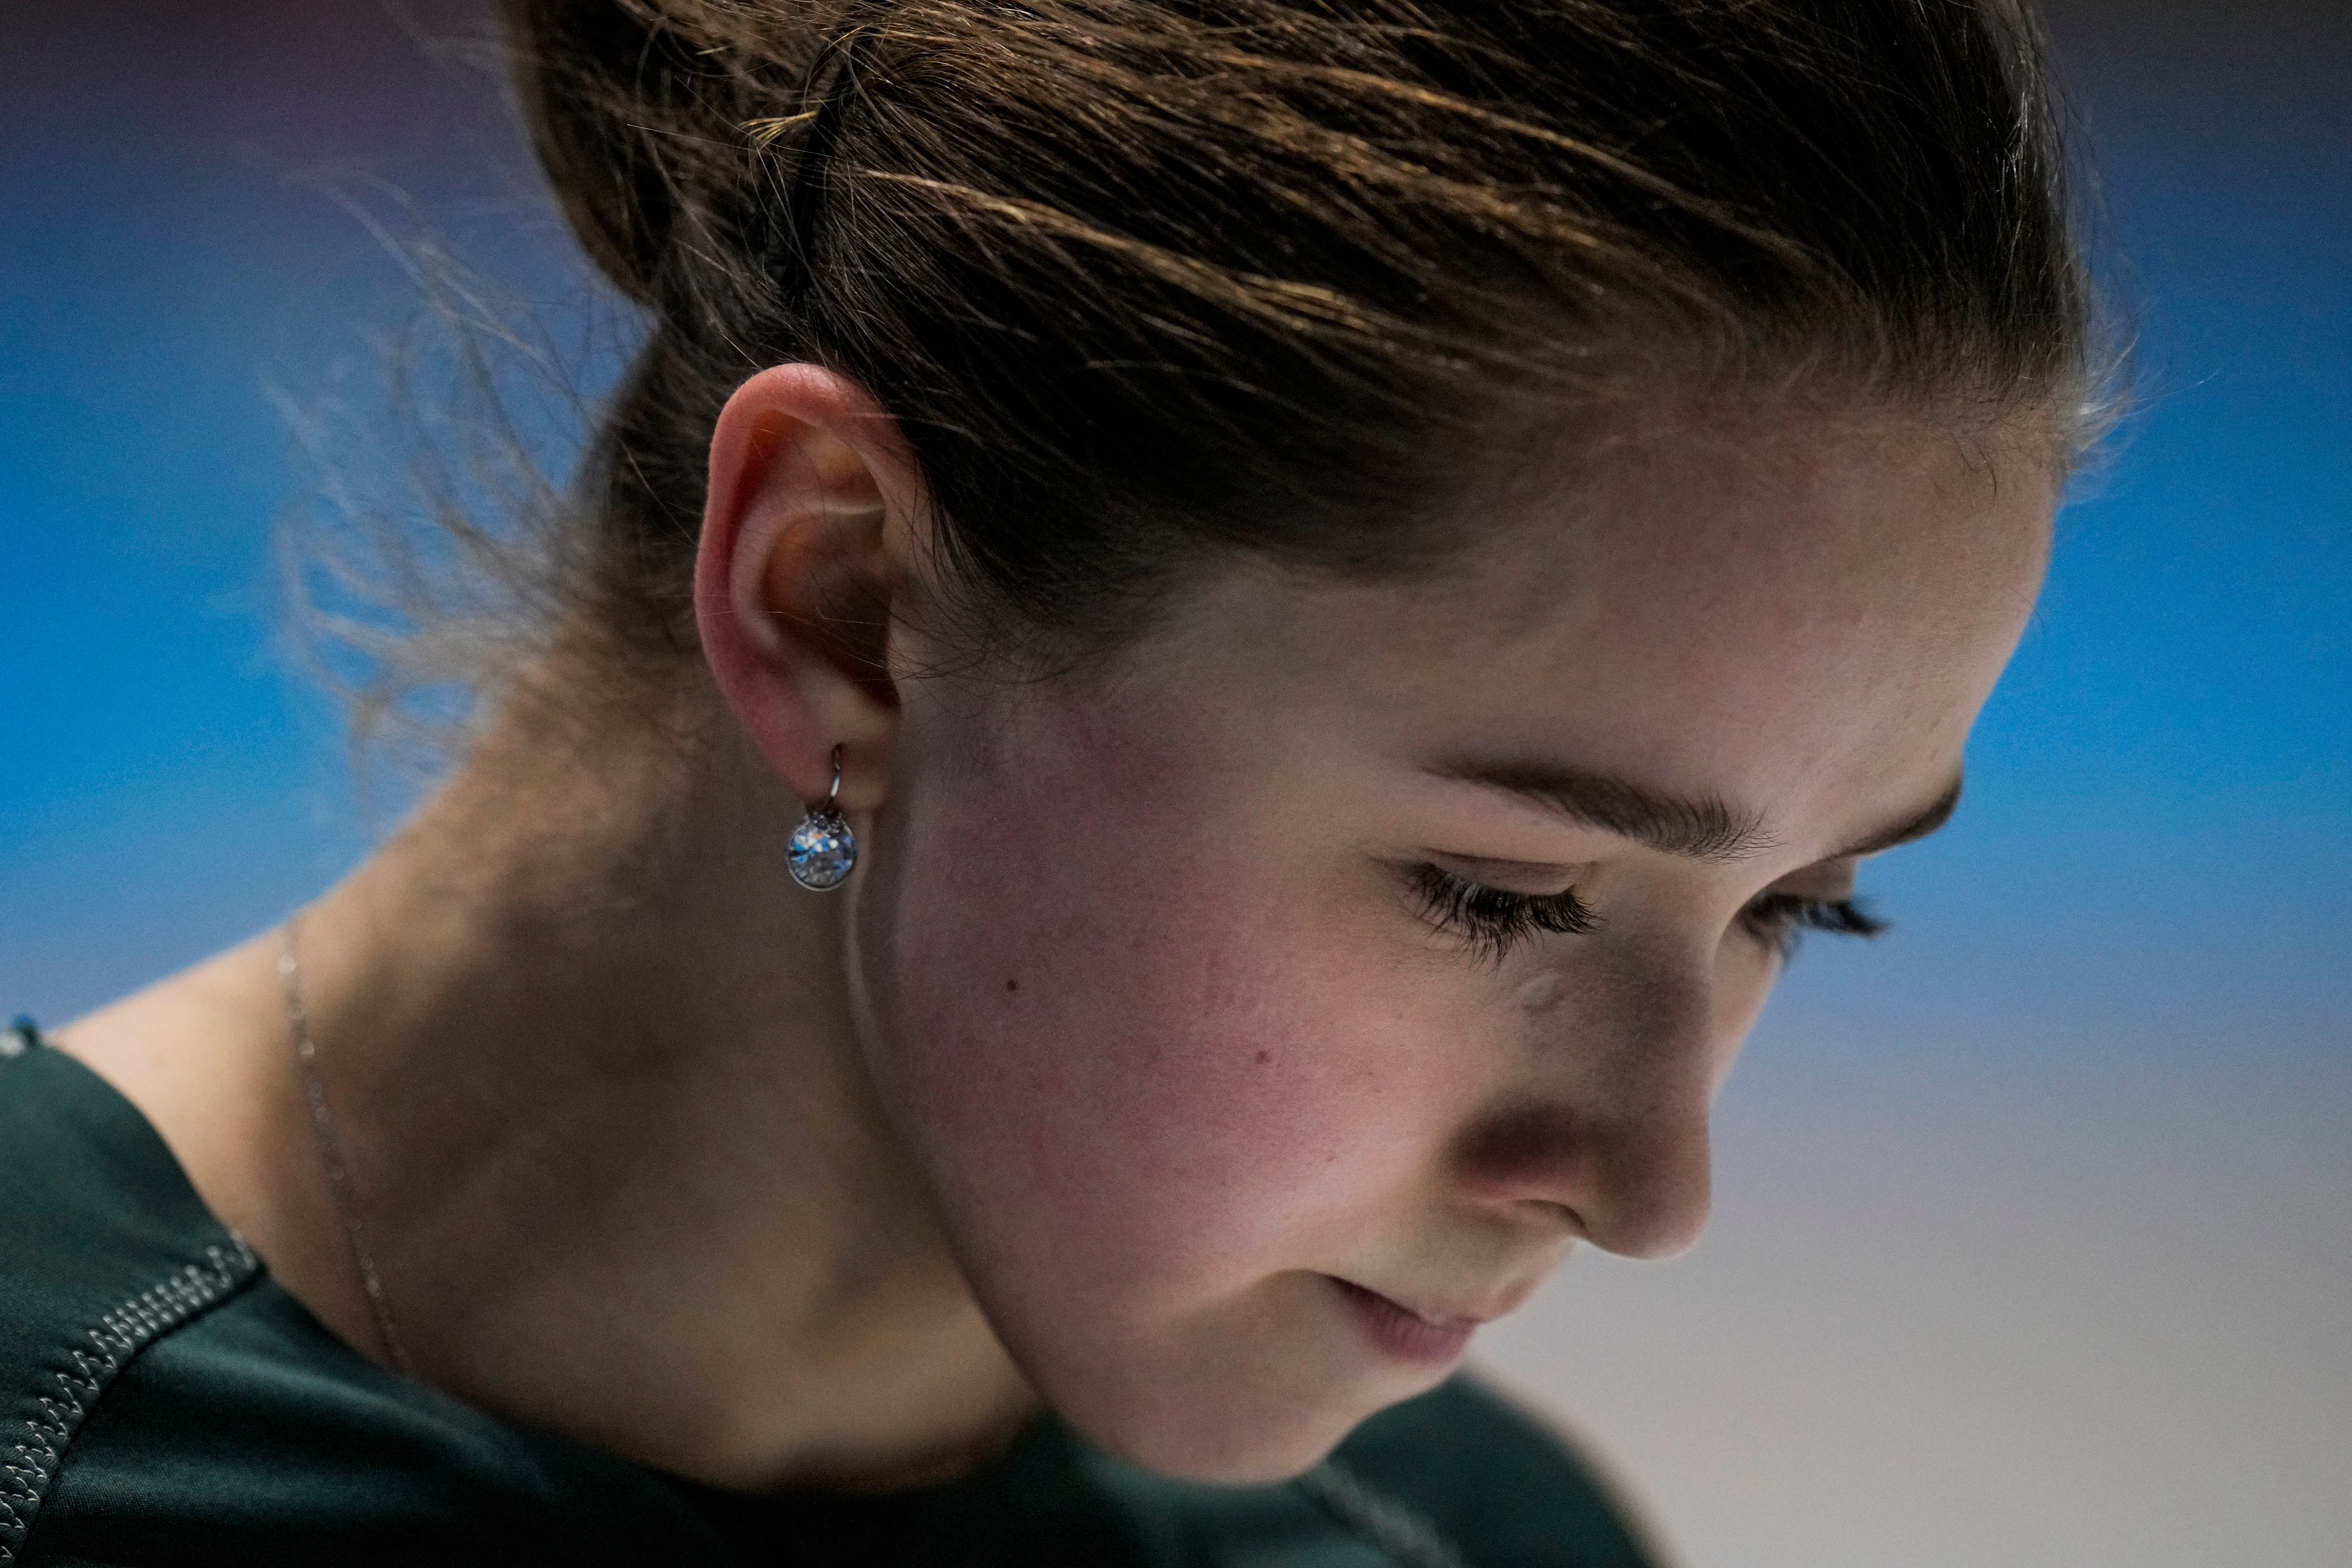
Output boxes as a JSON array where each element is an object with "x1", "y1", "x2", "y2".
[{"x1": 787, "y1": 744, "x2": 857, "y2": 891}]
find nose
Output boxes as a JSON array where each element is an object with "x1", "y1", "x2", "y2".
[
  {"x1": 1451, "y1": 962, "x2": 1720, "y2": 1260},
  {"x1": 1453, "y1": 1100, "x2": 1712, "y2": 1259}
]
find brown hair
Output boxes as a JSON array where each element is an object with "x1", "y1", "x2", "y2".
[{"x1": 504, "y1": 0, "x2": 2097, "y2": 670}]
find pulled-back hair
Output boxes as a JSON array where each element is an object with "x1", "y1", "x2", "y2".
[{"x1": 504, "y1": 0, "x2": 2096, "y2": 669}]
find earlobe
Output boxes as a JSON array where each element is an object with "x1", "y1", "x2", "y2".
[{"x1": 693, "y1": 364, "x2": 920, "y2": 812}]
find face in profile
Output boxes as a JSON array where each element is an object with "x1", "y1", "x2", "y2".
[{"x1": 842, "y1": 411, "x2": 2055, "y2": 1483}]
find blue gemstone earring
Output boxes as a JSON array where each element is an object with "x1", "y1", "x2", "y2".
[{"x1": 787, "y1": 744, "x2": 857, "y2": 891}]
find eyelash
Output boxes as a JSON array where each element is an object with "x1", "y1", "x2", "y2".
[
  {"x1": 1406, "y1": 863, "x2": 1598, "y2": 963},
  {"x1": 1737, "y1": 892, "x2": 1889, "y2": 959},
  {"x1": 1407, "y1": 865, "x2": 1890, "y2": 963}
]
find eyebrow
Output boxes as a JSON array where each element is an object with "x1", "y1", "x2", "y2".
[
  {"x1": 1832, "y1": 773, "x2": 1964, "y2": 859},
  {"x1": 1429, "y1": 763, "x2": 1965, "y2": 866},
  {"x1": 1430, "y1": 761, "x2": 1777, "y2": 863}
]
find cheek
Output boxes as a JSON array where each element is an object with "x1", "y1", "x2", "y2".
[{"x1": 848, "y1": 688, "x2": 1458, "y2": 1332}]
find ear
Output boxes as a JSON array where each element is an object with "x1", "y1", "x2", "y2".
[{"x1": 694, "y1": 363, "x2": 929, "y2": 812}]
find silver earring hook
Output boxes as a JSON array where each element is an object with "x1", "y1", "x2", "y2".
[{"x1": 788, "y1": 743, "x2": 859, "y2": 891}]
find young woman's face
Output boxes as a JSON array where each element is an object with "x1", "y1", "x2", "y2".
[{"x1": 847, "y1": 411, "x2": 2054, "y2": 1481}]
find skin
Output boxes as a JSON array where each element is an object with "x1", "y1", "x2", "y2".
[{"x1": 58, "y1": 364, "x2": 2054, "y2": 1492}]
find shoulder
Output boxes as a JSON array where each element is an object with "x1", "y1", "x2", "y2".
[
  {"x1": 0, "y1": 1030, "x2": 708, "y2": 1567},
  {"x1": 0, "y1": 1028, "x2": 263, "y2": 1563}
]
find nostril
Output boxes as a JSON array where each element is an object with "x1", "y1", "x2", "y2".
[
  {"x1": 1453, "y1": 1102, "x2": 1586, "y2": 1208},
  {"x1": 1529, "y1": 1197, "x2": 1588, "y2": 1240},
  {"x1": 1453, "y1": 1100, "x2": 1712, "y2": 1259}
]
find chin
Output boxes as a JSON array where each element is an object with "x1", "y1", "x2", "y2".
[{"x1": 1055, "y1": 1364, "x2": 1422, "y2": 1485}]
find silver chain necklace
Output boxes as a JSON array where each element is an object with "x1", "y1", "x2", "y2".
[{"x1": 277, "y1": 918, "x2": 414, "y2": 1376}]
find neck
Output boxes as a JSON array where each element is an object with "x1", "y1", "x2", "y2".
[{"x1": 136, "y1": 672, "x2": 1030, "y2": 1490}]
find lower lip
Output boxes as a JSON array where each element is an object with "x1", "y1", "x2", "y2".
[{"x1": 1328, "y1": 1278, "x2": 1477, "y2": 1366}]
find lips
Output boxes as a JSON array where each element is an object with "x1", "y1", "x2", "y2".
[{"x1": 1328, "y1": 1277, "x2": 1480, "y2": 1365}]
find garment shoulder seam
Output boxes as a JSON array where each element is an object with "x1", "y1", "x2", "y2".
[{"x1": 0, "y1": 1237, "x2": 262, "y2": 1566}]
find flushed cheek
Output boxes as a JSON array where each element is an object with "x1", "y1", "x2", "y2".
[
  {"x1": 852, "y1": 695, "x2": 1465, "y2": 1384},
  {"x1": 880, "y1": 808, "x2": 1430, "y2": 1307}
]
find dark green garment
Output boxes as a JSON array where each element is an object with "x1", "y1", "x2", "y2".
[{"x1": 0, "y1": 1024, "x2": 1658, "y2": 1567}]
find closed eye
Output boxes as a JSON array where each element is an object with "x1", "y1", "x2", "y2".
[
  {"x1": 1404, "y1": 862, "x2": 1598, "y2": 965},
  {"x1": 1739, "y1": 891, "x2": 1888, "y2": 960}
]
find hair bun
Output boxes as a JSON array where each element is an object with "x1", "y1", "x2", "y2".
[{"x1": 505, "y1": 0, "x2": 706, "y2": 307}]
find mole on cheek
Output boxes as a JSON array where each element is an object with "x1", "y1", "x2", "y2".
[
  {"x1": 1005, "y1": 978, "x2": 1019, "y2": 993},
  {"x1": 1518, "y1": 972, "x2": 1564, "y2": 1012},
  {"x1": 1254, "y1": 1050, "x2": 1271, "y2": 1065}
]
